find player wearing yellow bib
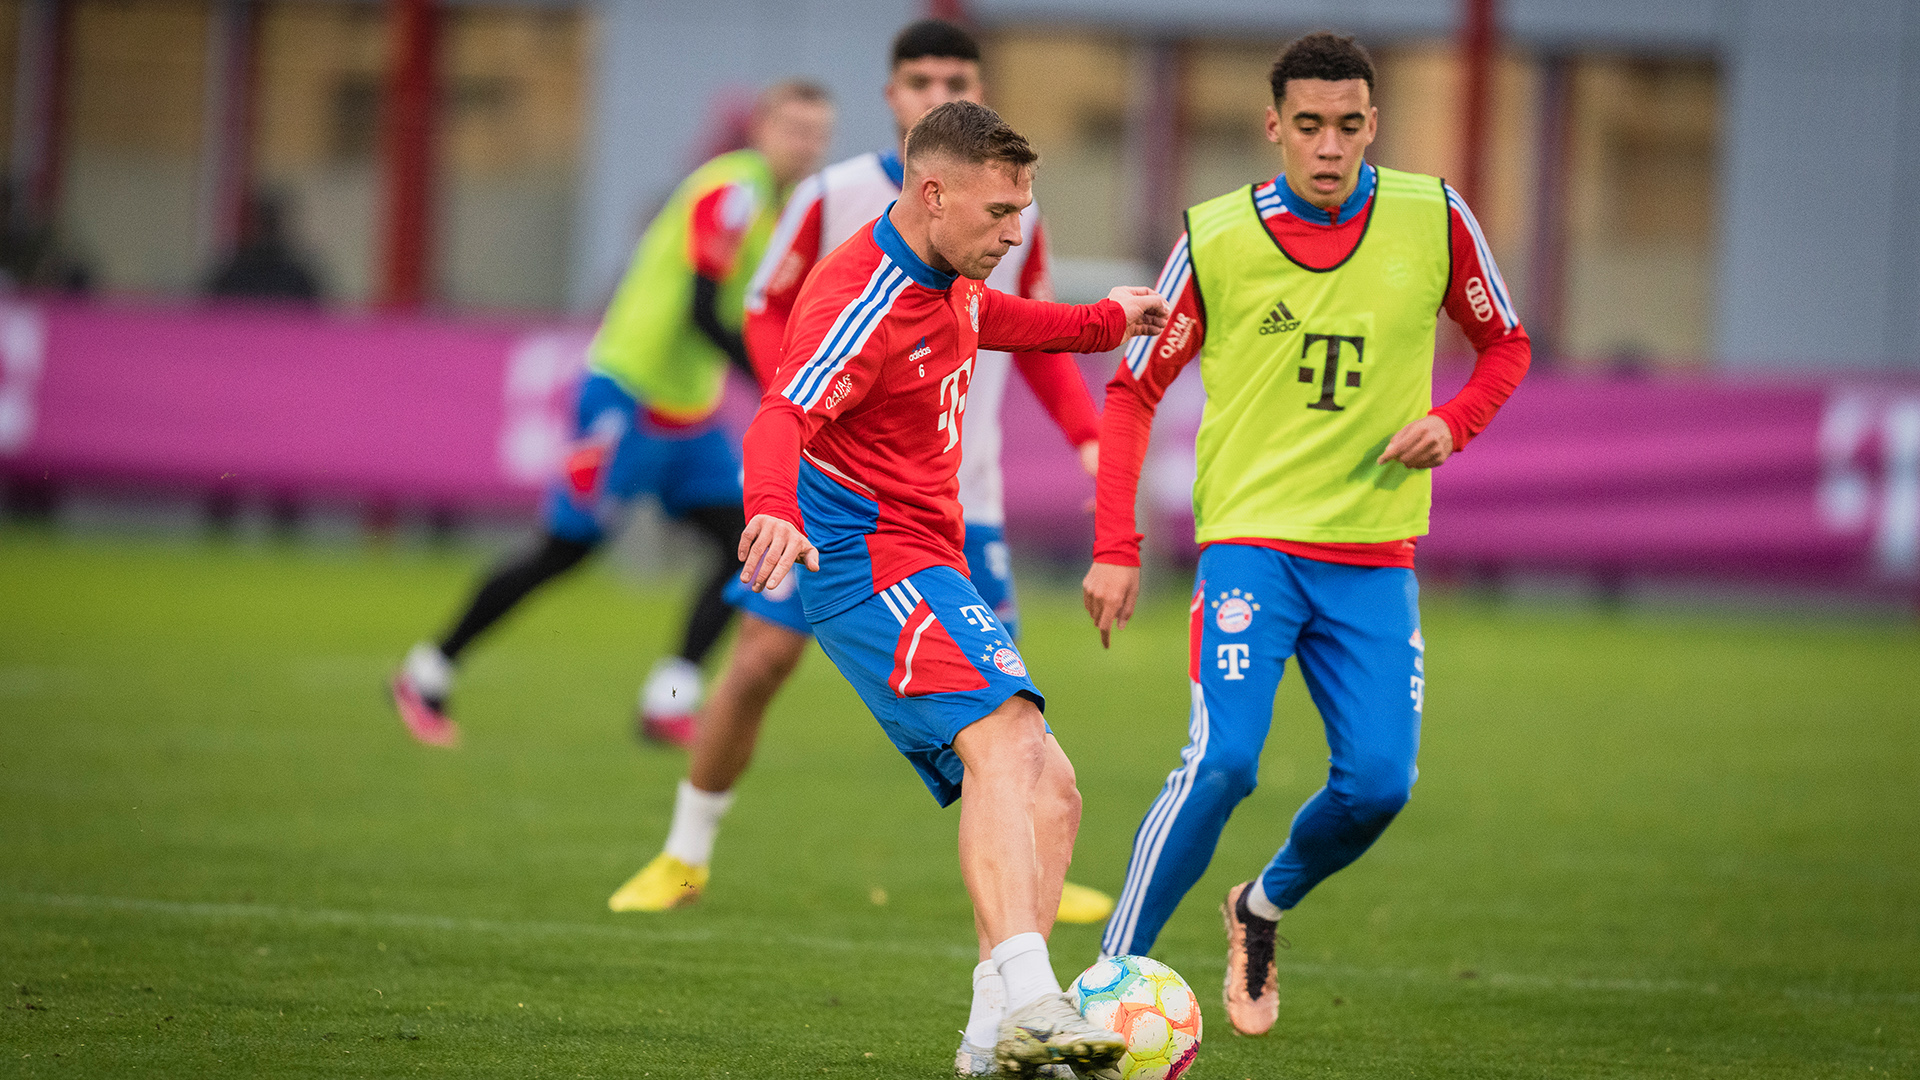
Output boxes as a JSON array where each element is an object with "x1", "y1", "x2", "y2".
[
  {"x1": 389, "y1": 82, "x2": 834, "y2": 748},
  {"x1": 1082, "y1": 34, "x2": 1531, "y2": 1037}
]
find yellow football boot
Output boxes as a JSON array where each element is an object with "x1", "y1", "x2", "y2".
[
  {"x1": 1055, "y1": 881, "x2": 1116, "y2": 925},
  {"x1": 607, "y1": 853, "x2": 709, "y2": 912}
]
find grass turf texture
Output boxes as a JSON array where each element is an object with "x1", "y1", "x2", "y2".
[{"x1": 1, "y1": 527, "x2": 1916, "y2": 1079}]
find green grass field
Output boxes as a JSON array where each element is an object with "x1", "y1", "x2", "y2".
[{"x1": 2, "y1": 526, "x2": 1916, "y2": 1078}]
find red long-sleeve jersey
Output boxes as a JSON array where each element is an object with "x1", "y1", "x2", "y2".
[
  {"x1": 744, "y1": 211, "x2": 1127, "y2": 622},
  {"x1": 743, "y1": 150, "x2": 1098, "y2": 527},
  {"x1": 1095, "y1": 165, "x2": 1531, "y2": 569}
]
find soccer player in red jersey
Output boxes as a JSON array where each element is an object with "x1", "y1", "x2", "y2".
[
  {"x1": 608, "y1": 20, "x2": 1116, "y2": 1008},
  {"x1": 739, "y1": 102, "x2": 1168, "y2": 1076},
  {"x1": 1083, "y1": 35, "x2": 1529, "y2": 1036}
]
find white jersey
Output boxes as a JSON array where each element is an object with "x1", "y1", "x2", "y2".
[{"x1": 746, "y1": 150, "x2": 1062, "y2": 528}]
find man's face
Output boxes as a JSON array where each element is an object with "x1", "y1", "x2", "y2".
[
  {"x1": 754, "y1": 98, "x2": 836, "y2": 188},
  {"x1": 1266, "y1": 78, "x2": 1377, "y2": 207},
  {"x1": 885, "y1": 56, "x2": 985, "y2": 136},
  {"x1": 922, "y1": 158, "x2": 1030, "y2": 280}
]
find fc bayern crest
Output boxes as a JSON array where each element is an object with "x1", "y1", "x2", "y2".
[
  {"x1": 1215, "y1": 597, "x2": 1254, "y2": 633},
  {"x1": 1210, "y1": 589, "x2": 1260, "y2": 633},
  {"x1": 992, "y1": 647, "x2": 1026, "y2": 677},
  {"x1": 968, "y1": 291, "x2": 980, "y2": 332}
]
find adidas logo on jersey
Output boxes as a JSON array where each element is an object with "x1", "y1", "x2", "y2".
[
  {"x1": 1258, "y1": 300, "x2": 1300, "y2": 335},
  {"x1": 909, "y1": 337, "x2": 932, "y2": 362}
]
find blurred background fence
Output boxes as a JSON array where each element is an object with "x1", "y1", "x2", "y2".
[{"x1": 1, "y1": 0, "x2": 1917, "y2": 606}]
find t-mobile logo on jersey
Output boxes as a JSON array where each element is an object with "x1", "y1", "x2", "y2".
[
  {"x1": 1299, "y1": 334, "x2": 1366, "y2": 412},
  {"x1": 957, "y1": 604, "x2": 997, "y2": 633},
  {"x1": 936, "y1": 356, "x2": 973, "y2": 453},
  {"x1": 1216, "y1": 642, "x2": 1251, "y2": 680}
]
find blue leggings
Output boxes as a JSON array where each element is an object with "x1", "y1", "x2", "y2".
[{"x1": 1101, "y1": 544, "x2": 1424, "y2": 958}]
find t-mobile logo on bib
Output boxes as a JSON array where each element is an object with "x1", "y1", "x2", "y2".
[{"x1": 1216, "y1": 643, "x2": 1251, "y2": 681}]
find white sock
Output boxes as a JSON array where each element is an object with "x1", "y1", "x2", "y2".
[
  {"x1": 963, "y1": 960, "x2": 1004, "y2": 1048},
  {"x1": 643, "y1": 657, "x2": 704, "y2": 716},
  {"x1": 661, "y1": 779, "x2": 734, "y2": 866},
  {"x1": 1245, "y1": 879, "x2": 1285, "y2": 922},
  {"x1": 404, "y1": 642, "x2": 453, "y2": 700},
  {"x1": 991, "y1": 931, "x2": 1061, "y2": 1012}
]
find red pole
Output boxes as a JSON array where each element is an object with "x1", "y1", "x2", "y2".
[
  {"x1": 379, "y1": 0, "x2": 437, "y2": 309},
  {"x1": 203, "y1": 0, "x2": 259, "y2": 255},
  {"x1": 10, "y1": 0, "x2": 75, "y2": 228},
  {"x1": 1459, "y1": 0, "x2": 1495, "y2": 210}
]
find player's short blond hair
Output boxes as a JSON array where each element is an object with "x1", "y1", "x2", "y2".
[
  {"x1": 903, "y1": 101, "x2": 1037, "y2": 173},
  {"x1": 754, "y1": 79, "x2": 832, "y2": 120}
]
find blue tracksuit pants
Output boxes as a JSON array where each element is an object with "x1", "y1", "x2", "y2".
[{"x1": 1101, "y1": 543, "x2": 1425, "y2": 958}]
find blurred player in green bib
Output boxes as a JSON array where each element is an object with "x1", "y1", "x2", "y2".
[
  {"x1": 389, "y1": 81, "x2": 834, "y2": 748},
  {"x1": 1082, "y1": 33, "x2": 1531, "y2": 1036}
]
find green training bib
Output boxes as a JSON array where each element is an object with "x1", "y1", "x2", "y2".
[
  {"x1": 589, "y1": 149, "x2": 777, "y2": 419},
  {"x1": 1184, "y1": 166, "x2": 1450, "y2": 544}
]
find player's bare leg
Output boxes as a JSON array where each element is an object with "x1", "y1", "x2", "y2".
[
  {"x1": 953, "y1": 697, "x2": 1120, "y2": 1077},
  {"x1": 686, "y1": 615, "x2": 807, "y2": 791},
  {"x1": 609, "y1": 614, "x2": 807, "y2": 912},
  {"x1": 957, "y1": 734, "x2": 1083, "y2": 1075}
]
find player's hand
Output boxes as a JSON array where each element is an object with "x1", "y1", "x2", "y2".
[
  {"x1": 1082, "y1": 560, "x2": 1141, "y2": 650},
  {"x1": 738, "y1": 513, "x2": 819, "y2": 593},
  {"x1": 1077, "y1": 440, "x2": 1099, "y2": 478},
  {"x1": 1377, "y1": 415, "x2": 1454, "y2": 470},
  {"x1": 1107, "y1": 286, "x2": 1170, "y2": 339}
]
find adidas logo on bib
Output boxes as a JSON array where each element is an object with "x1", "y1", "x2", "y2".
[{"x1": 1259, "y1": 299, "x2": 1300, "y2": 335}]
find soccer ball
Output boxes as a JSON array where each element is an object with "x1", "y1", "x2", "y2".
[{"x1": 1068, "y1": 955, "x2": 1202, "y2": 1080}]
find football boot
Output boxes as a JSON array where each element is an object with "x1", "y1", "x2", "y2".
[
  {"x1": 1221, "y1": 881, "x2": 1281, "y2": 1035},
  {"x1": 955, "y1": 1038, "x2": 1074, "y2": 1077},
  {"x1": 607, "y1": 853, "x2": 708, "y2": 912},
  {"x1": 390, "y1": 644, "x2": 458, "y2": 748},
  {"x1": 995, "y1": 992, "x2": 1124, "y2": 1077},
  {"x1": 1054, "y1": 881, "x2": 1115, "y2": 925},
  {"x1": 637, "y1": 657, "x2": 702, "y2": 748}
]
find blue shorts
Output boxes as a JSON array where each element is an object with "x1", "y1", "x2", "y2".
[
  {"x1": 809, "y1": 565, "x2": 1043, "y2": 807},
  {"x1": 724, "y1": 521, "x2": 1017, "y2": 640},
  {"x1": 542, "y1": 373, "x2": 743, "y2": 544},
  {"x1": 963, "y1": 523, "x2": 1019, "y2": 640},
  {"x1": 726, "y1": 557, "x2": 811, "y2": 633}
]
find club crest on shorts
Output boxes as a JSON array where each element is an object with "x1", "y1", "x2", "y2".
[
  {"x1": 991, "y1": 646, "x2": 1026, "y2": 677},
  {"x1": 1211, "y1": 588, "x2": 1259, "y2": 633}
]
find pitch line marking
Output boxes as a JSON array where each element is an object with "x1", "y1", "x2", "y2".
[{"x1": 8, "y1": 891, "x2": 1916, "y2": 1008}]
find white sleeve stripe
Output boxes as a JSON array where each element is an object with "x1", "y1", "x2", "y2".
[
  {"x1": 746, "y1": 172, "x2": 825, "y2": 308},
  {"x1": 1444, "y1": 184, "x2": 1518, "y2": 328},
  {"x1": 781, "y1": 260, "x2": 907, "y2": 408},
  {"x1": 1126, "y1": 239, "x2": 1192, "y2": 378}
]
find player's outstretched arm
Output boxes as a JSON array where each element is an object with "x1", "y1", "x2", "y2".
[
  {"x1": 738, "y1": 513, "x2": 819, "y2": 593},
  {"x1": 1106, "y1": 286, "x2": 1170, "y2": 339},
  {"x1": 1082, "y1": 561, "x2": 1140, "y2": 650}
]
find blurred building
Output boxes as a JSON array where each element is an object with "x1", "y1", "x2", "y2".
[{"x1": 0, "y1": 0, "x2": 1915, "y2": 369}]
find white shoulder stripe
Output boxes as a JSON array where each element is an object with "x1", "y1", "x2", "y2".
[
  {"x1": 1444, "y1": 184, "x2": 1518, "y2": 329},
  {"x1": 1125, "y1": 235, "x2": 1192, "y2": 378},
  {"x1": 782, "y1": 258, "x2": 908, "y2": 408}
]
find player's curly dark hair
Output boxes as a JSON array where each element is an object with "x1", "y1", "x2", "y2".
[
  {"x1": 892, "y1": 19, "x2": 980, "y2": 67},
  {"x1": 1269, "y1": 32, "x2": 1376, "y2": 103},
  {"x1": 904, "y1": 101, "x2": 1037, "y2": 172}
]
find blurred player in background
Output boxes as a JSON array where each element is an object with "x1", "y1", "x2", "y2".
[
  {"x1": 388, "y1": 81, "x2": 835, "y2": 748},
  {"x1": 737, "y1": 101, "x2": 1167, "y2": 1078},
  {"x1": 610, "y1": 20, "x2": 1117, "y2": 945},
  {"x1": 1082, "y1": 33, "x2": 1530, "y2": 1036}
]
